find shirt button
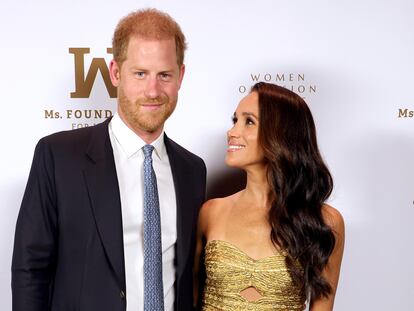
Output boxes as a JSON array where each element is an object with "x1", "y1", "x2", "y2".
[{"x1": 120, "y1": 290, "x2": 126, "y2": 299}]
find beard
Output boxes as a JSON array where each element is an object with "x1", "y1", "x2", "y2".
[{"x1": 117, "y1": 88, "x2": 177, "y2": 133}]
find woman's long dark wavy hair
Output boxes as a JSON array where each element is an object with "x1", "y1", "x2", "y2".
[{"x1": 252, "y1": 82, "x2": 335, "y2": 300}]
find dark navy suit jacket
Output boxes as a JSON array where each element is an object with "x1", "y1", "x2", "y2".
[{"x1": 12, "y1": 118, "x2": 206, "y2": 311}]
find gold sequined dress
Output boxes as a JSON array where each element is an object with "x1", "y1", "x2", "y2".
[{"x1": 202, "y1": 240, "x2": 305, "y2": 311}]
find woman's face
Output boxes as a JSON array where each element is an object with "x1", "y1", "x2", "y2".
[{"x1": 225, "y1": 91, "x2": 266, "y2": 169}]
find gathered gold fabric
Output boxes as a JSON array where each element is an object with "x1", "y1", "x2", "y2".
[{"x1": 202, "y1": 240, "x2": 306, "y2": 311}]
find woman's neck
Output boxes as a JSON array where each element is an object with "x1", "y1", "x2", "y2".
[{"x1": 243, "y1": 164, "x2": 271, "y2": 208}]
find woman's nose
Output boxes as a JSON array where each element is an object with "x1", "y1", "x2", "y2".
[{"x1": 227, "y1": 125, "x2": 239, "y2": 139}]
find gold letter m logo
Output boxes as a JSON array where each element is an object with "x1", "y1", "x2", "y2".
[{"x1": 69, "y1": 48, "x2": 116, "y2": 98}]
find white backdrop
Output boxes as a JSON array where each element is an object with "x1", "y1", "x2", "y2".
[{"x1": 1, "y1": 0, "x2": 413, "y2": 310}]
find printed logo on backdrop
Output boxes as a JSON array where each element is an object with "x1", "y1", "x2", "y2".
[
  {"x1": 398, "y1": 108, "x2": 414, "y2": 118},
  {"x1": 44, "y1": 48, "x2": 116, "y2": 129},
  {"x1": 238, "y1": 73, "x2": 317, "y2": 99}
]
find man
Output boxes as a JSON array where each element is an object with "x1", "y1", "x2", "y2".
[{"x1": 12, "y1": 9, "x2": 206, "y2": 311}]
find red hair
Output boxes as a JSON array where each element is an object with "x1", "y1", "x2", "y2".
[{"x1": 112, "y1": 8, "x2": 187, "y2": 66}]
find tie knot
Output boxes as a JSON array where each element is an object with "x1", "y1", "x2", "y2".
[{"x1": 143, "y1": 144, "x2": 155, "y2": 159}]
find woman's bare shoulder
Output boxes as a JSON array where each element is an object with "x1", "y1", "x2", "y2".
[
  {"x1": 199, "y1": 191, "x2": 243, "y2": 224},
  {"x1": 322, "y1": 204, "x2": 345, "y2": 237}
]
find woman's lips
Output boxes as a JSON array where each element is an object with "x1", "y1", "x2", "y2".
[{"x1": 227, "y1": 144, "x2": 246, "y2": 152}]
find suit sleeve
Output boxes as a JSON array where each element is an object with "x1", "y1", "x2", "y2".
[
  {"x1": 12, "y1": 138, "x2": 58, "y2": 311},
  {"x1": 195, "y1": 159, "x2": 207, "y2": 311},
  {"x1": 202, "y1": 160, "x2": 207, "y2": 201}
]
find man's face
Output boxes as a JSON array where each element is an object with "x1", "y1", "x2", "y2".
[{"x1": 110, "y1": 36, "x2": 185, "y2": 138}]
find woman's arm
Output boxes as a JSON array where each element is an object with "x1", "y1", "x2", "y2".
[
  {"x1": 310, "y1": 205, "x2": 345, "y2": 311},
  {"x1": 193, "y1": 200, "x2": 214, "y2": 309}
]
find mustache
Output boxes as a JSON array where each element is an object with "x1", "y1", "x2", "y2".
[{"x1": 136, "y1": 96, "x2": 169, "y2": 105}]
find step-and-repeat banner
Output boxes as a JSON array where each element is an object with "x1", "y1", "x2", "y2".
[{"x1": 1, "y1": 0, "x2": 413, "y2": 309}]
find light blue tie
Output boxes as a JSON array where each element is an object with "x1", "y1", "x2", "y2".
[{"x1": 142, "y1": 145, "x2": 164, "y2": 311}]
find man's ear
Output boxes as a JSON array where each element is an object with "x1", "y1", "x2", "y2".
[
  {"x1": 109, "y1": 60, "x2": 121, "y2": 87},
  {"x1": 177, "y1": 64, "x2": 185, "y2": 90}
]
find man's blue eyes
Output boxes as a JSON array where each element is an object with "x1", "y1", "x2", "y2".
[{"x1": 134, "y1": 72, "x2": 171, "y2": 79}]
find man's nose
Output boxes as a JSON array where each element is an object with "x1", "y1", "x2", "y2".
[{"x1": 144, "y1": 77, "x2": 161, "y2": 99}]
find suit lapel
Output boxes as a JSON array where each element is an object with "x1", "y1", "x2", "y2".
[
  {"x1": 164, "y1": 135, "x2": 195, "y2": 280},
  {"x1": 83, "y1": 119, "x2": 125, "y2": 289}
]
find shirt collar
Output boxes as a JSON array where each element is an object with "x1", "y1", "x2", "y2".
[{"x1": 109, "y1": 113, "x2": 166, "y2": 160}]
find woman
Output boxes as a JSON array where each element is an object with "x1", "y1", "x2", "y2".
[{"x1": 194, "y1": 82, "x2": 345, "y2": 310}]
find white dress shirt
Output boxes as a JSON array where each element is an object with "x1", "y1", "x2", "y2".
[{"x1": 109, "y1": 113, "x2": 177, "y2": 311}]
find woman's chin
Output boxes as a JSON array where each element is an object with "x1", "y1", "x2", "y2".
[{"x1": 225, "y1": 156, "x2": 243, "y2": 168}]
